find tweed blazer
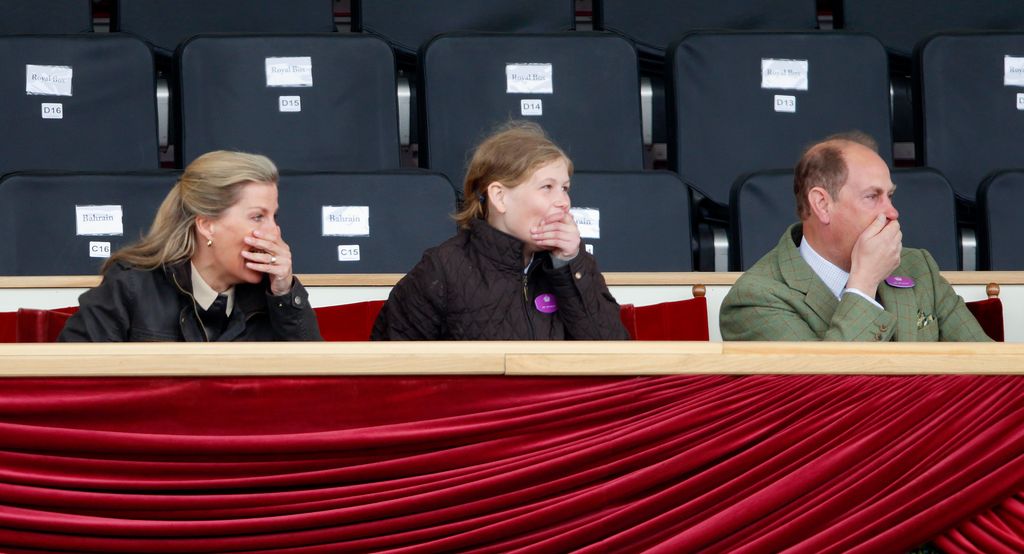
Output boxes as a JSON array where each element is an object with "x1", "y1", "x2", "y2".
[{"x1": 720, "y1": 224, "x2": 990, "y2": 342}]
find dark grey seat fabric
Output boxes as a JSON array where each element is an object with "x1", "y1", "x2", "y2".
[
  {"x1": 668, "y1": 31, "x2": 892, "y2": 210},
  {"x1": 916, "y1": 32, "x2": 1024, "y2": 203},
  {"x1": 729, "y1": 168, "x2": 960, "y2": 271},
  {"x1": 838, "y1": 1, "x2": 1024, "y2": 150},
  {"x1": 0, "y1": 171, "x2": 177, "y2": 275},
  {"x1": 113, "y1": 0, "x2": 334, "y2": 59},
  {"x1": 419, "y1": 32, "x2": 643, "y2": 193},
  {"x1": 276, "y1": 171, "x2": 457, "y2": 274},
  {"x1": 728, "y1": 170, "x2": 795, "y2": 271},
  {"x1": 353, "y1": 0, "x2": 574, "y2": 63},
  {"x1": 594, "y1": 0, "x2": 817, "y2": 61},
  {"x1": 0, "y1": 0, "x2": 92, "y2": 34},
  {"x1": 888, "y1": 168, "x2": 959, "y2": 270},
  {"x1": 0, "y1": 35, "x2": 159, "y2": 178},
  {"x1": 177, "y1": 34, "x2": 400, "y2": 171},
  {"x1": 978, "y1": 170, "x2": 1024, "y2": 270},
  {"x1": 569, "y1": 171, "x2": 693, "y2": 271},
  {"x1": 838, "y1": 0, "x2": 1024, "y2": 59}
]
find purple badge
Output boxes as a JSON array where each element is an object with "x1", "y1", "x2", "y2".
[
  {"x1": 885, "y1": 275, "x2": 916, "y2": 288},
  {"x1": 534, "y1": 294, "x2": 558, "y2": 314}
]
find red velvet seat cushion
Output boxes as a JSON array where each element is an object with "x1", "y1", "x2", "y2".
[
  {"x1": 965, "y1": 297, "x2": 1004, "y2": 342},
  {"x1": 314, "y1": 300, "x2": 386, "y2": 341},
  {"x1": 619, "y1": 297, "x2": 709, "y2": 341},
  {"x1": 16, "y1": 307, "x2": 79, "y2": 343}
]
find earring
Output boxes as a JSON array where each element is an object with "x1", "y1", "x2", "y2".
[{"x1": 206, "y1": 238, "x2": 213, "y2": 247}]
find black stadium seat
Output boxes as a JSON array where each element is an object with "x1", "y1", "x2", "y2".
[
  {"x1": 888, "y1": 168, "x2": 959, "y2": 270},
  {"x1": 0, "y1": 35, "x2": 159, "y2": 178},
  {"x1": 730, "y1": 168, "x2": 961, "y2": 271},
  {"x1": 569, "y1": 171, "x2": 693, "y2": 271},
  {"x1": 419, "y1": 32, "x2": 644, "y2": 193},
  {"x1": 0, "y1": 0, "x2": 92, "y2": 35},
  {"x1": 728, "y1": 170, "x2": 794, "y2": 271},
  {"x1": 0, "y1": 172, "x2": 177, "y2": 276},
  {"x1": 978, "y1": 170, "x2": 1024, "y2": 270},
  {"x1": 916, "y1": 32, "x2": 1024, "y2": 203},
  {"x1": 668, "y1": 31, "x2": 892, "y2": 212},
  {"x1": 113, "y1": 0, "x2": 334, "y2": 60},
  {"x1": 838, "y1": 0, "x2": 1024, "y2": 59},
  {"x1": 276, "y1": 171, "x2": 457, "y2": 274},
  {"x1": 353, "y1": 0, "x2": 574, "y2": 64},
  {"x1": 594, "y1": 0, "x2": 817, "y2": 61},
  {"x1": 838, "y1": 1, "x2": 1024, "y2": 150},
  {"x1": 177, "y1": 34, "x2": 400, "y2": 171}
]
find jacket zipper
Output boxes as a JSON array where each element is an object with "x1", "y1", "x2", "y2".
[{"x1": 522, "y1": 260, "x2": 535, "y2": 340}]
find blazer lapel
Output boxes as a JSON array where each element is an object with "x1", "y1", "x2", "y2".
[{"x1": 778, "y1": 224, "x2": 838, "y2": 326}]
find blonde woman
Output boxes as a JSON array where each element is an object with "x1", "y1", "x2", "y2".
[
  {"x1": 60, "y1": 151, "x2": 321, "y2": 342},
  {"x1": 372, "y1": 122, "x2": 628, "y2": 340}
]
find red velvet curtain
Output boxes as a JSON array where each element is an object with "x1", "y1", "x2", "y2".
[{"x1": 1, "y1": 375, "x2": 1022, "y2": 553}]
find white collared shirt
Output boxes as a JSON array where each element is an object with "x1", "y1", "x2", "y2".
[
  {"x1": 799, "y1": 238, "x2": 883, "y2": 310},
  {"x1": 190, "y1": 263, "x2": 235, "y2": 316}
]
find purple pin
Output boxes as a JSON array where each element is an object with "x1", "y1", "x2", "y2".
[
  {"x1": 885, "y1": 275, "x2": 915, "y2": 288},
  {"x1": 534, "y1": 294, "x2": 558, "y2": 313}
]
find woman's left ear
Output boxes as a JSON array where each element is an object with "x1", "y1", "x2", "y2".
[{"x1": 195, "y1": 216, "x2": 215, "y2": 245}]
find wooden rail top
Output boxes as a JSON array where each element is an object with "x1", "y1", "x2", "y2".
[{"x1": 1, "y1": 341, "x2": 1022, "y2": 377}]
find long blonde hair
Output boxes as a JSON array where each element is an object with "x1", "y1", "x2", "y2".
[
  {"x1": 454, "y1": 121, "x2": 573, "y2": 229},
  {"x1": 103, "y1": 151, "x2": 278, "y2": 273}
]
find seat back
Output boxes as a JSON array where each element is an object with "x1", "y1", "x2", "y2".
[
  {"x1": 276, "y1": 171, "x2": 457, "y2": 274},
  {"x1": 569, "y1": 171, "x2": 693, "y2": 271},
  {"x1": 113, "y1": 0, "x2": 334, "y2": 59},
  {"x1": 619, "y1": 297, "x2": 709, "y2": 341},
  {"x1": 353, "y1": 0, "x2": 574, "y2": 62},
  {"x1": 0, "y1": 35, "x2": 159, "y2": 177},
  {"x1": 964, "y1": 297, "x2": 1004, "y2": 342},
  {"x1": 594, "y1": 0, "x2": 817, "y2": 60},
  {"x1": 889, "y1": 168, "x2": 959, "y2": 270},
  {"x1": 419, "y1": 32, "x2": 644, "y2": 191},
  {"x1": 917, "y1": 32, "x2": 1024, "y2": 202},
  {"x1": 0, "y1": 172, "x2": 177, "y2": 275},
  {"x1": 729, "y1": 170, "x2": 794, "y2": 271},
  {"x1": 0, "y1": 311, "x2": 16, "y2": 343},
  {"x1": 16, "y1": 307, "x2": 78, "y2": 342},
  {"x1": 314, "y1": 300, "x2": 386, "y2": 341},
  {"x1": 977, "y1": 170, "x2": 1024, "y2": 270},
  {"x1": 730, "y1": 168, "x2": 959, "y2": 271},
  {"x1": 0, "y1": 0, "x2": 92, "y2": 35},
  {"x1": 839, "y1": 1, "x2": 1024, "y2": 59},
  {"x1": 668, "y1": 31, "x2": 891, "y2": 209},
  {"x1": 177, "y1": 34, "x2": 400, "y2": 171}
]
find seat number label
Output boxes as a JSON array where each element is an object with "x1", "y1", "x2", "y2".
[{"x1": 279, "y1": 96, "x2": 301, "y2": 112}]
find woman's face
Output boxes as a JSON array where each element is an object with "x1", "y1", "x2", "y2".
[
  {"x1": 196, "y1": 181, "x2": 279, "y2": 290},
  {"x1": 487, "y1": 158, "x2": 571, "y2": 252}
]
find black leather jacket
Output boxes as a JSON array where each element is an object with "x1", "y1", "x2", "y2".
[{"x1": 59, "y1": 261, "x2": 322, "y2": 342}]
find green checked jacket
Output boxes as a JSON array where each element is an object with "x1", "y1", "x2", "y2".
[{"x1": 721, "y1": 224, "x2": 991, "y2": 342}]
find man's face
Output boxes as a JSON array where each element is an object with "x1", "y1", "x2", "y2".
[{"x1": 828, "y1": 144, "x2": 899, "y2": 262}]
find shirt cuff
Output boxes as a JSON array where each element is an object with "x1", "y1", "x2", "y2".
[{"x1": 842, "y1": 287, "x2": 884, "y2": 310}]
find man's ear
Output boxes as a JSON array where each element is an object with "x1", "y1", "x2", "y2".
[
  {"x1": 194, "y1": 216, "x2": 215, "y2": 243},
  {"x1": 807, "y1": 187, "x2": 833, "y2": 225},
  {"x1": 486, "y1": 182, "x2": 506, "y2": 214}
]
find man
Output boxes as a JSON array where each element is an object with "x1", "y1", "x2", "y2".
[{"x1": 720, "y1": 132, "x2": 989, "y2": 341}]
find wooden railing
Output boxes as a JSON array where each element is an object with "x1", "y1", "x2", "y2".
[{"x1": 1, "y1": 341, "x2": 1022, "y2": 377}]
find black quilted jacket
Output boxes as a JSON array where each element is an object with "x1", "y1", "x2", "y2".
[{"x1": 372, "y1": 219, "x2": 629, "y2": 340}]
